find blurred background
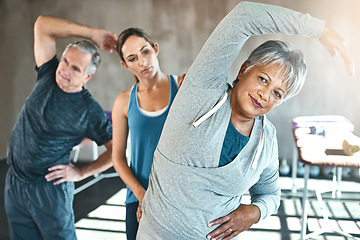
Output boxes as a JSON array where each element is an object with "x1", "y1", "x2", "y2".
[{"x1": 0, "y1": 0, "x2": 359, "y2": 161}]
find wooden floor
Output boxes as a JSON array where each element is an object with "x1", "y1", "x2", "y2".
[{"x1": 1, "y1": 159, "x2": 360, "y2": 240}]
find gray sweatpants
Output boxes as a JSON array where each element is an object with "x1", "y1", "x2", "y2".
[{"x1": 5, "y1": 169, "x2": 77, "y2": 240}]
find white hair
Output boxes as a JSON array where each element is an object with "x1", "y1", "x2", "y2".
[
  {"x1": 62, "y1": 40, "x2": 101, "y2": 76},
  {"x1": 243, "y1": 40, "x2": 307, "y2": 101}
]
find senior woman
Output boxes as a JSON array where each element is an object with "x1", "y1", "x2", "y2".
[{"x1": 136, "y1": 1, "x2": 354, "y2": 240}]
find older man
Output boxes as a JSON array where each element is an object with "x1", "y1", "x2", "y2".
[{"x1": 5, "y1": 15, "x2": 116, "y2": 239}]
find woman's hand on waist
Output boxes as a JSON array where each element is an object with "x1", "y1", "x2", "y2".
[{"x1": 206, "y1": 204, "x2": 260, "y2": 240}]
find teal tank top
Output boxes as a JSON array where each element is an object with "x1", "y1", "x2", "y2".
[
  {"x1": 126, "y1": 75, "x2": 178, "y2": 204},
  {"x1": 219, "y1": 119, "x2": 249, "y2": 167}
]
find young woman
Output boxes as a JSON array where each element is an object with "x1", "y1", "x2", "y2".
[
  {"x1": 136, "y1": 2, "x2": 354, "y2": 240},
  {"x1": 111, "y1": 28, "x2": 182, "y2": 240}
]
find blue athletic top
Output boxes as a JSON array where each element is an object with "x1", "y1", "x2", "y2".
[
  {"x1": 126, "y1": 75, "x2": 178, "y2": 204},
  {"x1": 219, "y1": 120, "x2": 250, "y2": 167},
  {"x1": 7, "y1": 56, "x2": 112, "y2": 182}
]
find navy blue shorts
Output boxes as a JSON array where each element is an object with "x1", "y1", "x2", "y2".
[
  {"x1": 5, "y1": 169, "x2": 76, "y2": 240},
  {"x1": 126, "y1": 201, "x2": 139, "y2": 240}
]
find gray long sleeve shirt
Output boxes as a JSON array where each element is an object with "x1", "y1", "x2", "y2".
[{"x1": 137, "y1": 2, "x2": 325, "y2": 239}]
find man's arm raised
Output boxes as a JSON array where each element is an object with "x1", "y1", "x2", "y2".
[{"x1": 33, "y1": 15, "x2": 116, "y2": 67}]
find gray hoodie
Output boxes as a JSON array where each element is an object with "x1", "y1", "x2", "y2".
[{"x1": 137, "y1": 1, "x2": 325, "y2": 239}]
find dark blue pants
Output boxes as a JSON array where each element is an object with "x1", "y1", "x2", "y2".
[
  {"x1": 126, "y1": 202, "x2": 139, "y2": 240},
  {"x1": 5, "y1": 169, "x2": 77, "y2": 240}
]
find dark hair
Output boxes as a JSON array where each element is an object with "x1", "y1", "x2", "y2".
[
  {"x1": 117, "y1": 28, "x2": 155, "y2": 62},
  {"x1": 116, "y1": 28, "x2": 156, "y2": 83}
]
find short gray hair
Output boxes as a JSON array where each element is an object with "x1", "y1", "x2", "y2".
[
  {"x1": 62, "y1": 40, "x2": 101, "y2": 76},
  {"x1": 242, "y1": 40, "x2": 307, "y2": 101}
]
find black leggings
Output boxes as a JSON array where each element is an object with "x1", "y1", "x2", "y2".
[{"x1": 126, "y1": 202, "x2": 139, "y2": 240}]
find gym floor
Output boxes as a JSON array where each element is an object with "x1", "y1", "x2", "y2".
[{"x1": 1, "y1": 159, "x2": 359, "y2": 240}]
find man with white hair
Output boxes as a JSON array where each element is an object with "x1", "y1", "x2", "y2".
[{"x1": 5, "y1": 15, "x2": 116, "y2": 239}]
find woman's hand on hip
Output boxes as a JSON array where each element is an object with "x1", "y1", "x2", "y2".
[{"x1": 206, "y1": 204, "x2": 260, "y2": 240}]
